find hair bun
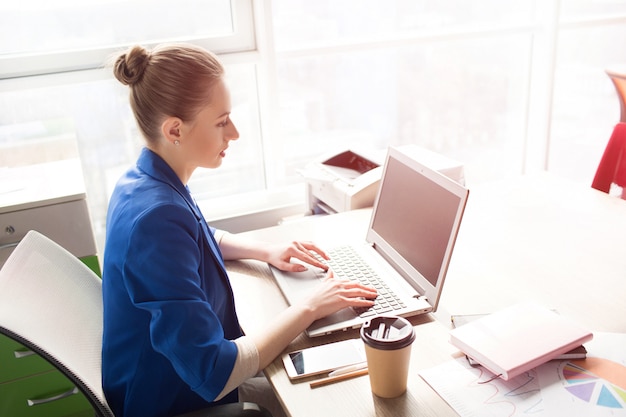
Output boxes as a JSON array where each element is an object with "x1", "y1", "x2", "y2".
[{"x1": 113, "y1": 46, "x2": 150, "y2": 86}]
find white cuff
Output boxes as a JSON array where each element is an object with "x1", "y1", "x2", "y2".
[
  {"x1": 214, "y1": 336, "x2": 259, "y2": 401},
  {"x1": 213, "y1": 229, "x2": 227, "y2": 245}
]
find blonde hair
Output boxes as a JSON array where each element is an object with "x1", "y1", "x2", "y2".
[{"x1": 112, "y1": 43, "x2": 224, "y2": 143}]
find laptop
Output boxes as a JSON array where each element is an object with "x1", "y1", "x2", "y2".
[{"x1": 271, "y1": 145, "x2": 470, "y2": 337}]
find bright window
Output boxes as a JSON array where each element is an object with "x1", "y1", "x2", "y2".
[
  {"x1": 1, "y1": 0, "x2": 234, "y2": 55},
  {"x1": 270, "y1": 0, "x2": 626, "y2": 186},
  {"x1": 1, "y1": 0, "x2": 626, "y2": 253},
  {"x1": 0, "y1": 0, "x2": 257, "y2": 252},
  {"x1": 0, "y1": 0, "x2": 254, "y2": 78},
  {"x1": 271, "y1": 0, "x2": 537, "y2": 185},
  {"x1": 272, "y1": 0, "x2": 535, "y2": 50}
]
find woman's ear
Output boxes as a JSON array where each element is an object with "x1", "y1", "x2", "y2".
[{"x1": 161, "y1": 117, "x2": 183, "y2": 146}]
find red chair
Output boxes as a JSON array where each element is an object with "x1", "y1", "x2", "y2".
[{"x1": 592, "y1": 122, "x2": 626, "y2": 199}]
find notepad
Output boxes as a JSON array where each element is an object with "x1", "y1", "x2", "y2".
[
  {"x1": 451, "y1": 312, "x2": 588, "y2": 366},
  {"x1": 449, "y1": 302, "x2": 593, "y2": 380}
]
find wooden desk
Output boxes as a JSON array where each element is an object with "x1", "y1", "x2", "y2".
[{"x1": 226, "y1": 172, "x2": 626, "y2": 417}]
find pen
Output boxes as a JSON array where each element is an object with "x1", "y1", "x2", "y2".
[
  {"x1": 309, "y1": 368, "x2": 369, "y2": 389},
  {"x1": 328, "y1": 361, "x2": 368, "y2": 377}
]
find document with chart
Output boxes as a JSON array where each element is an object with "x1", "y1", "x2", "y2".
[{"x1": 420, "y1": 332, "x2": 626, "y2": 417}]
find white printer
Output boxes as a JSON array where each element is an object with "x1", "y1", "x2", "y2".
[
  {"x1": 301, "y1": 149, "x2": 384, "y2": 214},
  {"x1": 301, "y1": 145, "x2": 465, "y2": 215}
]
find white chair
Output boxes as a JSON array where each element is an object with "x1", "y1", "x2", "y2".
[{"x1": 0, "y1": 230, "x2": 270, "y2": 417}]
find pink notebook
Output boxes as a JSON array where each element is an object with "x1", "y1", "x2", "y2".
[{"x1": 449, "y1": 302, "x2": 593, "y2": 380}]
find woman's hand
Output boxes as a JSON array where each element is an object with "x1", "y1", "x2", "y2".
[
  {"x1": 251, "y1": 269, "x2": 377, "y2": 370},
  {"x1": 299, "y1": 270, "x2": 378, "y2": 321},
  {"x1": 264, "y1": 241, "x2": 330, "y2": 272},
  {"x1": 264, "y1": 242, "x2": 378, "y2": 319},
  {"x1": 218, "y1": 233, "x2": 378, "y2": 317}
]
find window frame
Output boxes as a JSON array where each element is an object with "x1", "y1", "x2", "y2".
[{"x1": 0, "y1": 0, "x2": 256, "y2": 80}]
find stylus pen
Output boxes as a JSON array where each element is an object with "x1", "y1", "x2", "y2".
[{"x1": 328, "y1": 361, "x2": 368, "y2": 377}]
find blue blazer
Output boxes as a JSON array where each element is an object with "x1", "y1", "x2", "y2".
[{"x1": 102, "y1": 148, "x2": 242, "y2": 417}]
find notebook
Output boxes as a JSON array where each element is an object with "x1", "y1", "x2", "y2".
[
  {"x1": 271, "y1": 145, "x2": 470, "y2": 337},
  {"x1": 450, "y1": 312, "x2": 587, "y2": 367},
  {"x1": 449, "y1": 302, "x2": 594, "y2": 380}
]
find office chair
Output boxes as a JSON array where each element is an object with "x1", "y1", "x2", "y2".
[
  {"x1": 0, "y1": 230, "x2": 271, "y2": 417},
  {"x1": 591, "y1": 122, "x2": 626, "y2": 199}
]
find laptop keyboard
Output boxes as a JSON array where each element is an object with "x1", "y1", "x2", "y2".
[{"x1": 314, "y1": 245, "x2": 407, "y2": 318}]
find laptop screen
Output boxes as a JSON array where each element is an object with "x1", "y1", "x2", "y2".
[{"x1": 367, "y1": 146, "x2": 469, "y2": 308}]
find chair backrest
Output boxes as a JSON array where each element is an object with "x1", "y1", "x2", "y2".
[
  {"x1": 592, "y1": 122, "x2": 626, "y2": 199},
  {"x1": 0, "y1": 230, "x2": 114, "y2": 417}
]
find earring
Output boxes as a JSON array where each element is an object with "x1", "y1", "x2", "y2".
[{"x1": 174, "y1": 140, "x2": 180, "y2": 146}]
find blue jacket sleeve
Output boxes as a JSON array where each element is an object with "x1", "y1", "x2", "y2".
[{"x1": 122, "y1": 203, "x2": 238, "y2": 401}]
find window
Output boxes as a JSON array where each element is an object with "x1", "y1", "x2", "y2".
[
  {"x1": 270, "y1": 0, "x2": 626, "y2": 186},
  {"x1": 270, "y1": 0, "x2": 537, "y2": 184},
  {"x1": 2, "y1": 0, "x2": 626, "y2": 254},
  {"x1": 0, "y1": 0, "x2": 254, "y2": 78},
  {"x1": 0, "y1": 0, "x2": 257, "y2": 252}
]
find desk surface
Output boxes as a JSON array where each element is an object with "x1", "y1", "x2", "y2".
[{"x1": 226, "y1": 172, "x2": 626, "y2": 417}]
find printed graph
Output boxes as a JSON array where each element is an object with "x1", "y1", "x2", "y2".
[
  {"x1": 559, "y1": 358, "x2": 626, "y2": 410},
  {"x1": 421, "y1": 333, "x2": 626, "y2": 416},
  {"x1": 419, "y1": 356, "x2": 545, "y2": 417}
]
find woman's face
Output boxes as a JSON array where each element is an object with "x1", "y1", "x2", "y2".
[{"x1": 182, "y1": 78, "x2": 239, "y2": 170}]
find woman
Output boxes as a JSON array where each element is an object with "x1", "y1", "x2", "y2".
[{"x1": 102, "y1": 43, "x2": 377, "y2": 417}]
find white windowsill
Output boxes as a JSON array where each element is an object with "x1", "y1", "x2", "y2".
[{"x1": 195, "y1": 184, "x2": 309, "y2": 233}]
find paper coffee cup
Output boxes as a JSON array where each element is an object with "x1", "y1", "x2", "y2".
[{"x1": 360, "y1": 315, "x2": 415, "y2": 398}]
